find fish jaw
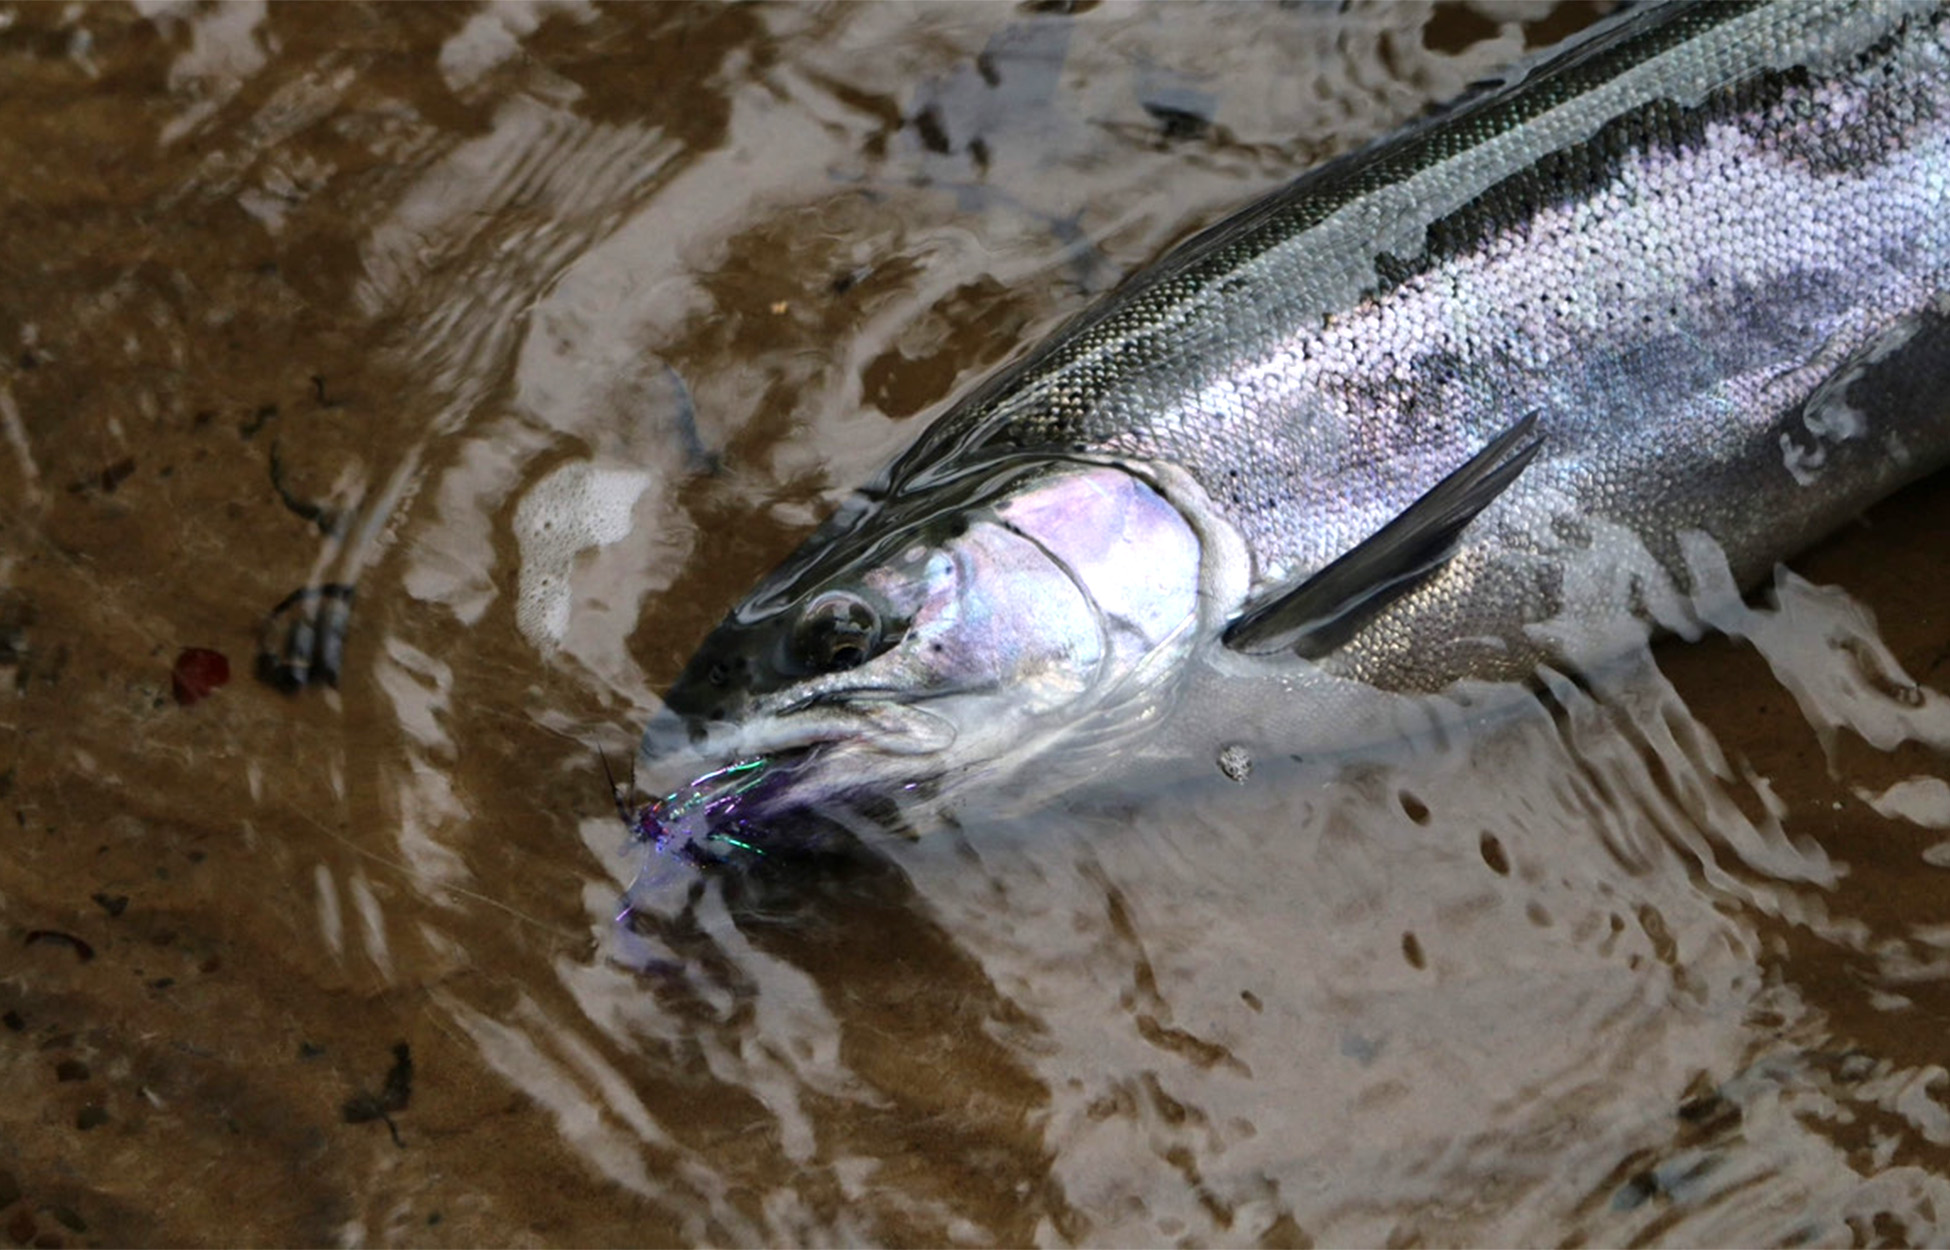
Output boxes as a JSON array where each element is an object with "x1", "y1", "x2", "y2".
[{"x1": 635, "y1": 461, "x2": 1228, "y2": 850}]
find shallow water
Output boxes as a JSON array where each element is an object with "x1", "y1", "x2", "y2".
[{"x1": 5, "y1": 2, "x2": 1950, "y2": 1245}]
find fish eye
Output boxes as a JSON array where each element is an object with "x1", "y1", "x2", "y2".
[{"x1": 793, "y1": 591, "x2": 881, "y2": 673}]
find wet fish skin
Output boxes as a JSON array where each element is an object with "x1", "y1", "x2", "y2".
[
  {"x1": 641, "y1": 0, "x2": 1950, "y2": 832},
  {"x1": 892, "y1": 0, "x2": 1950, "y2": 689}
]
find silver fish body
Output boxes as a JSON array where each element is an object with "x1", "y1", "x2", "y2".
[{"x1": 638, "y1": 0, "x2": 1950, "y2": 845}]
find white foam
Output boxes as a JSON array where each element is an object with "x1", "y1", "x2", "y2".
[{"x1": 513, "y1": 461, "x2": 652, "y2": 650}]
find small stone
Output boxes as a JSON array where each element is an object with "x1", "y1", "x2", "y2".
[
  {"x1": 1217, "y1": 743, "x2": 1253, "y2": 783},
  {"x1": 73, "y1": 1106, "x2": 108, "y2": 1131},
  {"x1": 170, "y1": 648, "x2": 230, "y2": 706}
]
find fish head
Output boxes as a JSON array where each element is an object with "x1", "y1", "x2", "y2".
[{"x1": 634, "y1": 457, "x2": 1210, "y2": 852}]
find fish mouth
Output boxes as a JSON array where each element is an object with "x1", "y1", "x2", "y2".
[
  {"x1": 747, "y1": 696, "x2": 958, "y2": 756},
  {"x1": 627, "y1": 700, "x2": 957, "y2": 863}
]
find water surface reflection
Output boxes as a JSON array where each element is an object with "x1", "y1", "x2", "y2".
[{"x1": 4, "y1": 2, "x2": 1950, "y2": 1245}]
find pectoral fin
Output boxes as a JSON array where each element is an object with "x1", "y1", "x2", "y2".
[{"x1": 1223, "y1": 412, "x2": 1543, "y2": 658}]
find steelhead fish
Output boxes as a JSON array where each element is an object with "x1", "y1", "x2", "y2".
[{"x1": 630, "y1": 0, "x2": 1950, "y2": 857}]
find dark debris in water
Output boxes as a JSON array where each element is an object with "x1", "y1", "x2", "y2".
[
  {"x1": 1141, "y1": 100, "x2": 1211, "y2": 142},
  {"x1": 266, "y1": 439, "x2": 345, "y2": 537},
  {"x1": 92, "y1": 458, "x2": 136, "y2": 495},
  {"x1": 24, "y1": 931, "x2": 94, "y2": 964},
  {"x1": 236, "y1": 403, "x2": 277, "y2": 441},
  {"x1": 309, "y1": 373, "x2": 346, "y2": 410},
  {"x1": 0, "y1": 591, "x2": 35, "y2": 669},
  {"x1": 342, "y1": 1042, "x2": 413, "y2": 1148}
]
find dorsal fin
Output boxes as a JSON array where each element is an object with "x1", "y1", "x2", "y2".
[{"x1": 1223, "y1": 412, "x2": 1543, "y2": 658}]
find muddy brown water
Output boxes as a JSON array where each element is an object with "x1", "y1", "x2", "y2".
[{"x1": 5, "y1": 2, "x2": 1950, "y2": 1245}]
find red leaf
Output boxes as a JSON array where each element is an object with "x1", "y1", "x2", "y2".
[{"x1": 172, "y1": 647, "x2": 230, "y2": 706}]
